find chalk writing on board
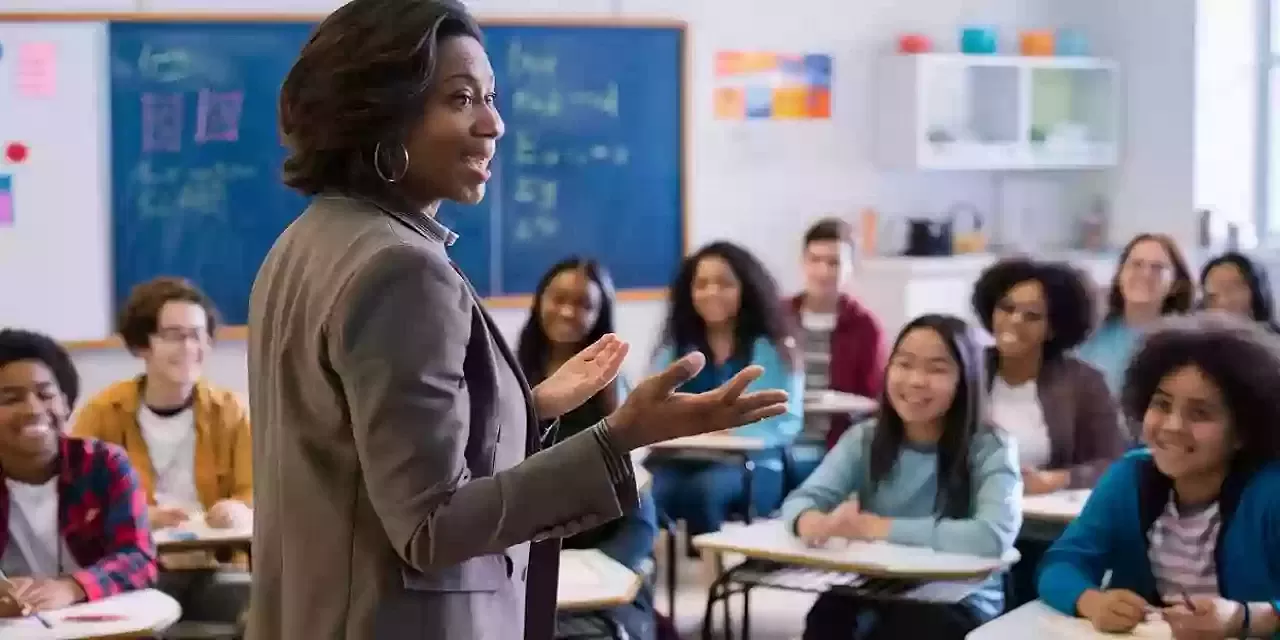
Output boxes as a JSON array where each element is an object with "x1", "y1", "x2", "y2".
[
  {"x1": 512, "y1": 90, "x2": 563, "y2": 118},
  {"x1": 506, "y1": 40, "x2": 556, "y2": 78},
  {"x1": 194, "y1": 89, "x2": 244, "y2": 143},
  {"x1": 513, "y1": 133, "x2": 629, "y2": 167},
  {"x1": 138, "y1": 44, "x2": 192, "y2": 82},
  {"x1": 513, "y1": 216, "x2": 559, "y2": 242},
  {"x1": 132, "y1": 161, "x2": 256, "y2": 219},
  {"x1": 513, "y1": 176, "x2": 557, "y2": 212},
  {"x1": 568, "y1": 83, "x2": 619, "y2": 118},
  {"x1": 141, "y1": 93, "x2": 184, "y2": 153}
]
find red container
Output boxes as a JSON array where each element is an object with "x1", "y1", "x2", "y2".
[{"x1": 898, "y1": 33, "x2": 932, "y2": 54}]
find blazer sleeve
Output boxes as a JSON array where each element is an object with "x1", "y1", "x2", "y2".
[
  {"x1": 327, "y1": 244, "x2": 627, "y2": 573},
  {"x1": 1066, "y1": 362, "x2": 1126, "y2": 489}
]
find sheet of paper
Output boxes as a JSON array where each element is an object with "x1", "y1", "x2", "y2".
[{"x1": 15, "y1": 42, "x2": 56, "y2": 98}]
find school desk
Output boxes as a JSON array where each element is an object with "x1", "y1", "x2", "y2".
[
  {"x1": 153, "y1": 514, "x2": 253, "y2": 555},
  {"x1": 557, "y1": 549, "x2": 643, "y2": 612},
  {"x1": 803, "y1": 390, "x2": 879, "y2": 416},
  {"x1": 693, "y1": 520, "x2": 1020, "y2": 639},
  {"x1": 0, "y1": 588, "x2": 182, "y2": 639},
  {"x1": 967, "y1": 600, "x2": 1172, "y2": 639},
  {"x1": 1022, "y1": 489, "x2": 1090, "y2": 524}
]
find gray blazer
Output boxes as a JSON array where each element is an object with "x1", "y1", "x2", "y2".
[{"x1": 245, "y1": 194, "x2": 636, "y2": 640}]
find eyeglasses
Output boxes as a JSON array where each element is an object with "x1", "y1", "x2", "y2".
[{"x1": 153, "y1": 327, "x2": 208, "y2": 343}]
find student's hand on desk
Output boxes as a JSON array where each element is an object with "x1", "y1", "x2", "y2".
[
  {"x1": 532, "y1": 334, "x2": 629, "y2": 419},
  {"x1": 824, "y1": 498, "x2": 891, "y2": 541},
  {"x1": 149, "y1": 505, "x2": 191, "y2": 529},
  {"x1": 1077, "y1": 588, "x2": 1150, "y2": 633},
  {"x1": 1022, "y1": 468, "x2": 1071, "y2": 495},
  {"x1": 10, "y1": 577, "x2": 85, "y2": 611},
  {"x1": 1162, "y1": 596, "x2": 1244, "y2": 640},
  {"x1": 207, "y1": 499, "x2": 253, "y2": 529},
  {"x1": 605, "y1": 351, "x2": 789, "y2": 451}
]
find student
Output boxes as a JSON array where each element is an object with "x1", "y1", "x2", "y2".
[
  {"x1": 0, "y1": 329, "x2": 155, "y2": 611},
  {"x1": 647, "y1": 242, "x2": 805, "y2": 540},
  {"x1": 72, "y1": 277, "x2": 250, "y2": 624},
  {"x1": 1199, "y1": 251, "x2": 1280, "y2": 332},
  {"x1": 781, "y1": 314, "x2": 1022, "y2": 639},
  {"x1": 1077, "y1": 233, "x2": 1194, "y2": 398},
  {"x1": 971, "y1": 258, "x2": 1126, "y2": 487},
  {"x1": 1037, "y1": 313, "x2": 1280, "y2": 637},
  {"x1": 786, "y1": 218, "x2": 886, "y2": 448},
  {"x1": 971, "y1": 257, "x2": 1126, "y2": 608},
  {"x1": 516, "y1": 257, "x2": 659, "y2": 640}
]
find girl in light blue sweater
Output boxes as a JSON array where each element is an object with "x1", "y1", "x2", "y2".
[
  {"x1": 645, "y1": 242, "x2": 804, "y2": 543},
  {"x1": 781, "y1": 314, "x2": 1023, "y2": 639}
]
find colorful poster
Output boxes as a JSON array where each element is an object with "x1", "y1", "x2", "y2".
[
  {"x1": 713, "y1": 51, "x2": 832, "y2": 120},
  {"x1": 16, "y1": 42, "x2": 56, "y2": 98},
  {"x1": 0, "y1": 176, "x2": 12, "y2": 226}
]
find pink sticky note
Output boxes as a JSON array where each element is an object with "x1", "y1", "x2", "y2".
[{"x1": 16, "y1": 42, "x2": 56, "y2": 98}]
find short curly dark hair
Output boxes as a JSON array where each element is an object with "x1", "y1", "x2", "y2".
[
  {"x1": 278, "y1": 0, "x2": 482, "y2": 196},
  {"x1": 971, "y1": 257, "x2": 1096, "y2": 361},
  {"x1": 117, "y1": 277, "x2": 220, "y2": 353},
  {"x1": 1121, "y1": 312, "x2": 1280, "y2": 466},
  {"x1": 0, "y1": 329, "x2": 80, "y2": 408}
]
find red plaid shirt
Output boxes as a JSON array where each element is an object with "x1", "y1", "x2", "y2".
[{"x1": 0, "y1": 436, "x2": 157, "y2": 600}]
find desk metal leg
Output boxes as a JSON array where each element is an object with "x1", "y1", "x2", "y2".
[{"x1": 738, "y1": 454, "x2": 754, "y2": 640}]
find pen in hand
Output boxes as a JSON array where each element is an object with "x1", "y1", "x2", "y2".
[{"x1": 0, "y1": 570, "x2": 52, "y2": 629}]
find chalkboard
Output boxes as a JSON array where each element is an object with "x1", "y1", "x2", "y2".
[{"x1": 109, "y1": 19, "x2": 686, "y2": 325}]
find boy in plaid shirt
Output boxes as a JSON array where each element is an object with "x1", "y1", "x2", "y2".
[{"x1": 0, "y1": 329, "x2": 155, "y2": 610}]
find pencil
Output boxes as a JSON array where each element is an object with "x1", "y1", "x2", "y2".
[{"x1": 0, "y1": 570, "x2": 52, "y2": 628}]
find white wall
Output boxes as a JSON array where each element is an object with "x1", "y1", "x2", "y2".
[{"x1": 28, "y1": 0, "x2": 1094, "y2": 400}]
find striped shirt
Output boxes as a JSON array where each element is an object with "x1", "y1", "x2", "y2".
[
  {"x1": 800, "y1": 311, "x2": 836, "y2": 436},
  {"x1": 1147, "y1": 494, "x2": 1221, "y2": 602}
]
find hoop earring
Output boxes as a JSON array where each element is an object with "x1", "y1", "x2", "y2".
[{"x1": 373, "y1": 141, "x2": 410, "y2": 183}]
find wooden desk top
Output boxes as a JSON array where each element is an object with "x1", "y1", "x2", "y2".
[
  {"x1": 0, "y1": 589, "x2": 182, "y2": 639},
  {"x1": 153, "y1": 515, "x2": 252, "y2": 553},
  {"x1": 693, "y1": 520, "x2": 1019, "y2": 581},
  {"x1": 557, "y1": 549, "x2": 643, "y2": 612},
  {"x1": 648, "y1": 433, "x2": 767, "y2": 452},
  {"x1": 803, "y1": 390, "x2": 879, "y2": 415},
  {"x1": 1022, "y1": 489, "x2": 1090, "y2": 524},
  {"x1": 967, "y1": 601, "x2": 1171, "y2": 639}
]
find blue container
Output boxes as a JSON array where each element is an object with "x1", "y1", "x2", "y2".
[
  {"x1": 960, "y1": 26, "x2": 998, "y2": 54},
  {"x1": 1055, "y1": 29, "x2": 1089, "y2": 56}
]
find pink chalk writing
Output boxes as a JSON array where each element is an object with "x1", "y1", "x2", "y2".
[
  {"x1": 141, "y1": 93, "x2": 184, "y2": 153},
  {"x1": 194, "y1": 89, "x2": 244, "y2": 143}
]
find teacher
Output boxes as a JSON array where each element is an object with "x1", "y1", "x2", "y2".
[{"x1": 244, "y1": 1, "x2": 790, "y2": 639}]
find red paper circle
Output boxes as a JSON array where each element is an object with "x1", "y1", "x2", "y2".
[{"x1": 4, "y1": 143, "x2": 28, "y2": 163}]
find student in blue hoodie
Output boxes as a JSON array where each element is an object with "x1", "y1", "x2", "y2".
[
  {"x1": 646, "y1": 242, "x2": 805, "y2": 543},
  {"x1": 1038, "y1": 312, "x2": 1280, "y2": 638},
  {"x1": 781, "y1": 314, "x2": 1023, "y2": 639}
]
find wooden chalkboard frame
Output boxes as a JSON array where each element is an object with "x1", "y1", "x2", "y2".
[{"x1": 0, "y1": 12, "x2": 689, "y2": 350}]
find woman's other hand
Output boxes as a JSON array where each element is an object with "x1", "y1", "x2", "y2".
[{"x1": 533, "y1": 334, "x2": 629, "y2": 419}]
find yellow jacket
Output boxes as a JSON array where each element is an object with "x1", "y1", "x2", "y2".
[{"x1": 72, "y1": 378, "x2": 252, "y2": 509}]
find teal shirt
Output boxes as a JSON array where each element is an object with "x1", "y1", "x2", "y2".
[
  {"x1": 651, "y1": 337, "x2": 805, "y2": 447},
  {"x1": 1075, "y1": 318, "x2": 1140, "y2": 396},
  {"x1": 779, "y1": 421, "x2": 1023, "y2": 620}
]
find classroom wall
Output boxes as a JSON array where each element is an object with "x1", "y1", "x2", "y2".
[{"x1": 49, "y1": 0, "x2": 1075, "y2": 400}]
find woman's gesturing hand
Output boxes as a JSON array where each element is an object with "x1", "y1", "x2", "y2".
[{"x1": 604, "y1": 351, "x2": 789, "y2": 451}]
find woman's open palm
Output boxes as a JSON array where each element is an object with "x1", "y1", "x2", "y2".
[
  {"x1": 606, "y1": 351, "x2": 790, "y2": 449},
  {"x1": 533, "y1": 334, "x2": 630, "y2": 419}
]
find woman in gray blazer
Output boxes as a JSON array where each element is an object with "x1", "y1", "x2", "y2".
[{"x1": 244, "y1": 2, "x2": 790, "y2": 639}]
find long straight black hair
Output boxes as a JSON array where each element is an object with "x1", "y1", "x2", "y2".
[
  {"x1": 868, "y1": 314, "x2": 989, "y2": 519},
  {"x1": 516, "y1": 257, "x2": 620, "y2": 419}
]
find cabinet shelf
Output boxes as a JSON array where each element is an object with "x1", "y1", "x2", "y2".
[{"x1": 873, "y1": 53, "x2": 1120, "y2": 171}]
